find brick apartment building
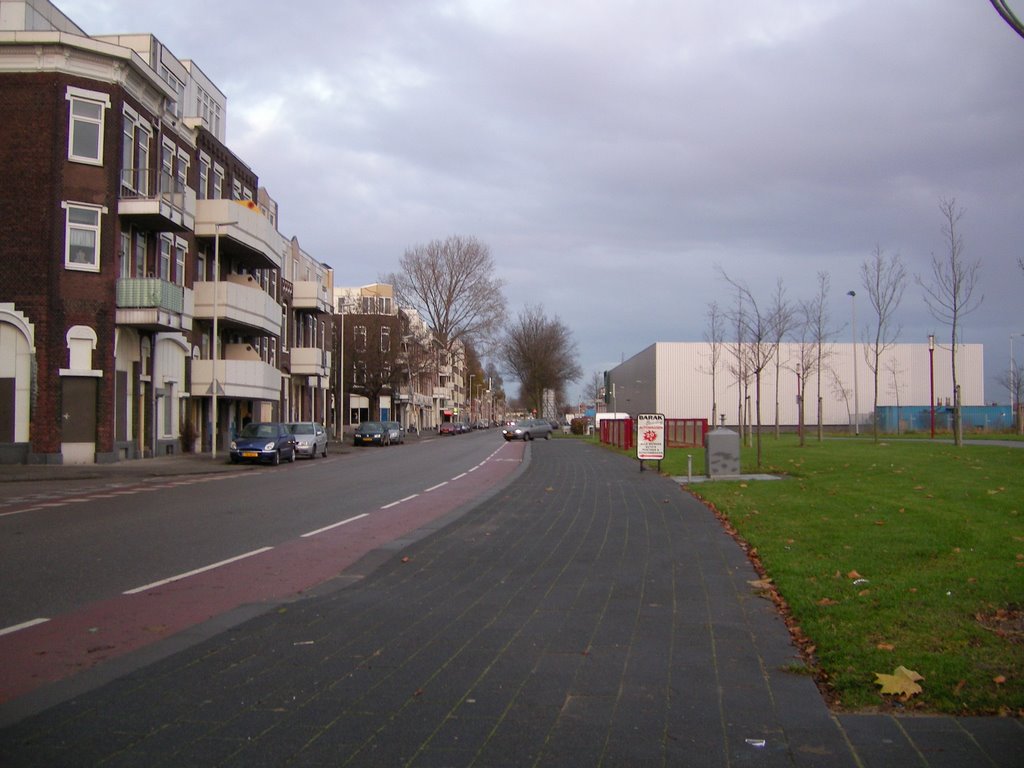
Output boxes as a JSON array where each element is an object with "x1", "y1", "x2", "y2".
[{"x1": 0, "y1": 0, "x2": 333, "y2": 463}]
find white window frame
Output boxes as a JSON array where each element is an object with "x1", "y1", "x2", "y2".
[
  {"x1": 62, "y1": 201, "x2": 106, "y2": 272},
  {"x1": 174, "y1": 236, "x2": 188, "y2": 286},
  {"x1": 120, "y1": 230, "x2": 132, "y2": 279},
  {"x1": 212, "y1": 164, "x2": 224, "y2": 199},
  {"x1": 159, "y1": 235, "x2": 173, "y2": 280},
  {"x1": 198, "y1": 153, "x2": 210, "y2": 200},
  {"x1": 66, "y1": 86, "x2": 109, "y2": 166},
  {"x1": 381, "y1": 326, "x2": 391, "y2": 352}
]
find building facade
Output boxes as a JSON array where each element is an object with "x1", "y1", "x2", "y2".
[
  {"x1": 0, "y1": 0, "x2": 330, "y2": 463},
  {"x1": 606, "y1": 341, "x2": 986, "y2": 429}
]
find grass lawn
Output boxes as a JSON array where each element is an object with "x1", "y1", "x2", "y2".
[{"x1": 631, "y1": 433, "x2": 1023, "y2": 715}]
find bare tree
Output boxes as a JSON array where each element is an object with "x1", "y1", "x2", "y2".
[
  {"x1": 585, "y1": 370, "x2": 605, "y2": 406},
  {"x1": 702, "y1": 301, "x2": 725, "y2": 427},
  {"x1": 797, "y1": 271, "x2": 835, "y2": 443},
  {"x1": 385, "y1": 235, "x2": 507, "y2": 356},
  {"x1": 995, "y1": 362, "x2": 1024, "y2": 434},
  {"x1": 720, "y1": 269, "x2": 781, "y2": 469},
  {"x1": 886, "y1": 357, "x2": 904, "y2": 435},
  {"x1": 829, "y1": 366, "x2": 854, "y2": 426},
  {"x1": 500, "y1": 305, "x2": 582, "y2": 415},
  {"x1": 989, "y1": 0, "x2": 1024, "y2": 39},
  {"x1": 917, "y1": 198, "x2": 982, "y2": 446},
  {"x1": 861, "y1": 245, "x2": 906, "y2": 442},
  {"x1": 768, "y1": 280, "x2": 795, "y2": 438}
]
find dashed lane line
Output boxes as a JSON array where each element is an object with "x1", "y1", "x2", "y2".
[{"x1": 123, "y1": 547, "x2": 275, "y2": 595}]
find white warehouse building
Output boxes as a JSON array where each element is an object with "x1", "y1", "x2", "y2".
[{"x1": 606, "y1": 342, "x2": 985, "y2": 428}]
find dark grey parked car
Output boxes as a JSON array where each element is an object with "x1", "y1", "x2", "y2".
[{"x1": 501, "y1": 418, "x2": 553, "y2": 441}]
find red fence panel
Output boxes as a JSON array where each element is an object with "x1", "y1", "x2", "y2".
[
  {"x1": 600, "y1": 418, "x2": 633, "y2": 450},
  {"x1": 665, "y1": 418, "x2": 708, "y2": 448}
]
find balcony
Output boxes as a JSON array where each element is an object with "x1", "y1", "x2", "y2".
[
  {"x1": 192, "y1": 358, "x2": 281, "y2": 402},
  {"x1": 115, "y1": 278, "x2": 191, "y2": 331},
  {"x1": 118, "y1": 169, "x2": 196, "y2": 233},
  {"x1": 290, "y1": 347, "x2": 331, "y2": 377},
  {"x1": 292, "y1": 280, "x2": 332, "y2": 313},
  {"x1": 195, "y1": 199, "x2": 284, "y2": 271},
  {"x1": 193, "y1": 275, "x2": 282, "y2": 336}
]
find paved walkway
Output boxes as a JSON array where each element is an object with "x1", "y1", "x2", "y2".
[{"x1": 1, "y1": 439, "x2": 1021, "y2": 766}]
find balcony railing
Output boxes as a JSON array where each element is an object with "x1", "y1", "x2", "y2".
[
  {"x1": 115, "y1": 278, "x2": 190, "y2": 331},
  {"x1": 194, "y1": 199, "x2": 284, "y2": 271},
  {"x1": 292, "y1": 280, "x2": 332, "y2": 313},
  {"x1": 116, "y1": 277, "x2": 184, "y2": 312},
  {"x1": 191, "y1": 358, "x2": 281, "y2": 402},
  {"x1": 118, "y1": 168, "x2": 196, "y2": 232},
  {"x1": 290, "y1": 347, "x2": 331, "y2": 376},
  {"x1": 192, "y1": 279, "x2": 282, "y2": 336}
]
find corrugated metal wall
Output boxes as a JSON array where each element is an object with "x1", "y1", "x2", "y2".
[{"x1": 608, "y1": 342, "x2": 984, "y2": 426}]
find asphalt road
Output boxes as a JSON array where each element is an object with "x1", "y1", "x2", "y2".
[{"x1": 0, "y1": 430, "x2": 525, "y2": 705}]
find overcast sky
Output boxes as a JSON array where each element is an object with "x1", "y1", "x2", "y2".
[{"x1": 61, "y1": 0, "x2": 1024, "y2": 404}]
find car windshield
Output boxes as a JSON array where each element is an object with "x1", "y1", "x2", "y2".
[
  {"x1": 289, "y1": 423, "x2": 314, "y2": 434},
  {"x1": 240, "y1": 423, "x2": 278, "y2": 438},
  {"x1": 360, "y1": 422, "x2": 383, "y2": 431}
]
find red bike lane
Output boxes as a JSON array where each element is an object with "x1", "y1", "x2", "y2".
[{"x1": 0, "y1": 440, "x2": 526, "y2": 705}]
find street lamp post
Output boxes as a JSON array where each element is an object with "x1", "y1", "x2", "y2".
[
  {"x1": 847, "y1": 290, "x2": 859, "y2": 435},
  {"x1": 928, "y1": 334, "x2": 936, "y2": 439},
  {"x1": 468, "y1": 373, "x2": 474, "y2": 425}
]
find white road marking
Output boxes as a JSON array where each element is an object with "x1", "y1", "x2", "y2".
[
  {"x1": 0, "y1": 617, "x2": 50, "y2": 637},
  {"x1": 425, "y1": 481, "x2": 449, "y2": 492},
  {"x1": 451, "y1": 472, "x2": 468, "y2": 481},
  {"x1": 302, "y1": 513, "x2": 370, "y2": 537},
  {"x1": 381, "y1": 494, "x2": 419, "y2": 509},
  {"x1": 123, "y1": 547, "x2": 274, "y2": 594}
]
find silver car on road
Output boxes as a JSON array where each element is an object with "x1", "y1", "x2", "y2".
[
  {"x1": 287, "y1": 422, "x2": 328, "y2": 458},
  {"x1": 501, "y1": 418, "x2": 553, "y2": 441}
]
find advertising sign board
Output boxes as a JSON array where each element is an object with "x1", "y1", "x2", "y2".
[{"x1": 637, "y1": 413, "x2": 665, "y2": 462}]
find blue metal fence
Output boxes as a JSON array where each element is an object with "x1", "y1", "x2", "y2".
[{"x1": 875, "y1": 405, "x2": 1013, "y2": 433}]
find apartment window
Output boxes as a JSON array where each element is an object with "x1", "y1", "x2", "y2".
[
  {"x1": 159, "y1": 235, "x2": 172, "y2": 280},
  {"x1": 174, "y1": 238, "x2": 187, "y2": 286},
  {"x1": 66, "y1": 87, "x2": 109, "y2": 165},
  {"x1": 134, "y1": 234, "x2": 147, "y2": 278},
  {"x1": 198, "y1": 154, "x2": 210, "y2": 200},
  {"x1": 213, "y1": 165, "x2": 224, "y2": 199},
  {"x1": 231, "y1": 179, "x2": 242, "y2": 200},
  {"x1": 120, "y1": 108, "x2": 151, "y2": 194},
  {"x1": 160, "y1": 66, "x2": 185, "y2": 120},
  {"x1": 196, "y1": 250, "x2": 206, "y2": 282},
  {"x1": 355, "y1": 361, "x2": 367, "y2": 385},
  {"x1": 160, "y1": 142, "x2": 175, "y2": 194},
  {"x1": 120, "y1": 230, "x2": 131, "y2": 279},
  {"x1": 136, "y1": 123, "x2": 151, "y2": 196},
  {"x1": 381, "y1": 326, "x2": 391, "y2": 352},
  {"x1": 354, "y1": 325, "x2": 367, "y2": 352},
  {"x1": 176, "y1": 149, "x2": 189, "y2": 193},
  {"x1": 63, "y1": 202, "x2": 104, "y2": 272}
]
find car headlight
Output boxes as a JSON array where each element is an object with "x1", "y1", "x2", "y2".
[
  {"x1": 264, "y1": 441, "x2": 276, "y2": 451},
  {"x1": 230, "y1": 440, "x2": 238, "y2": 450}
]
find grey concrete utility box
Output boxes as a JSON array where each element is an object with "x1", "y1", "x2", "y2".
[{"x1": 705, "y1": 428, "x2": 740, "y2": 477}]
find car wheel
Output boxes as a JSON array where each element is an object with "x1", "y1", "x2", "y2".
[
  {"x1": 545, "y1": 432, "x2": 551, "y2": 440},
  {"x1": 272, "y1": 450, "x2": 281, "y2": 466},
  {"x1": 322, "y1": 444, "x2": 328, "y2": 457},
  {"x1": 230, "y1": 456, "x2": 239, "y2": 464},
  {"x1": 289, "y1": 448, "x2": 296, "y2": 463}
]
